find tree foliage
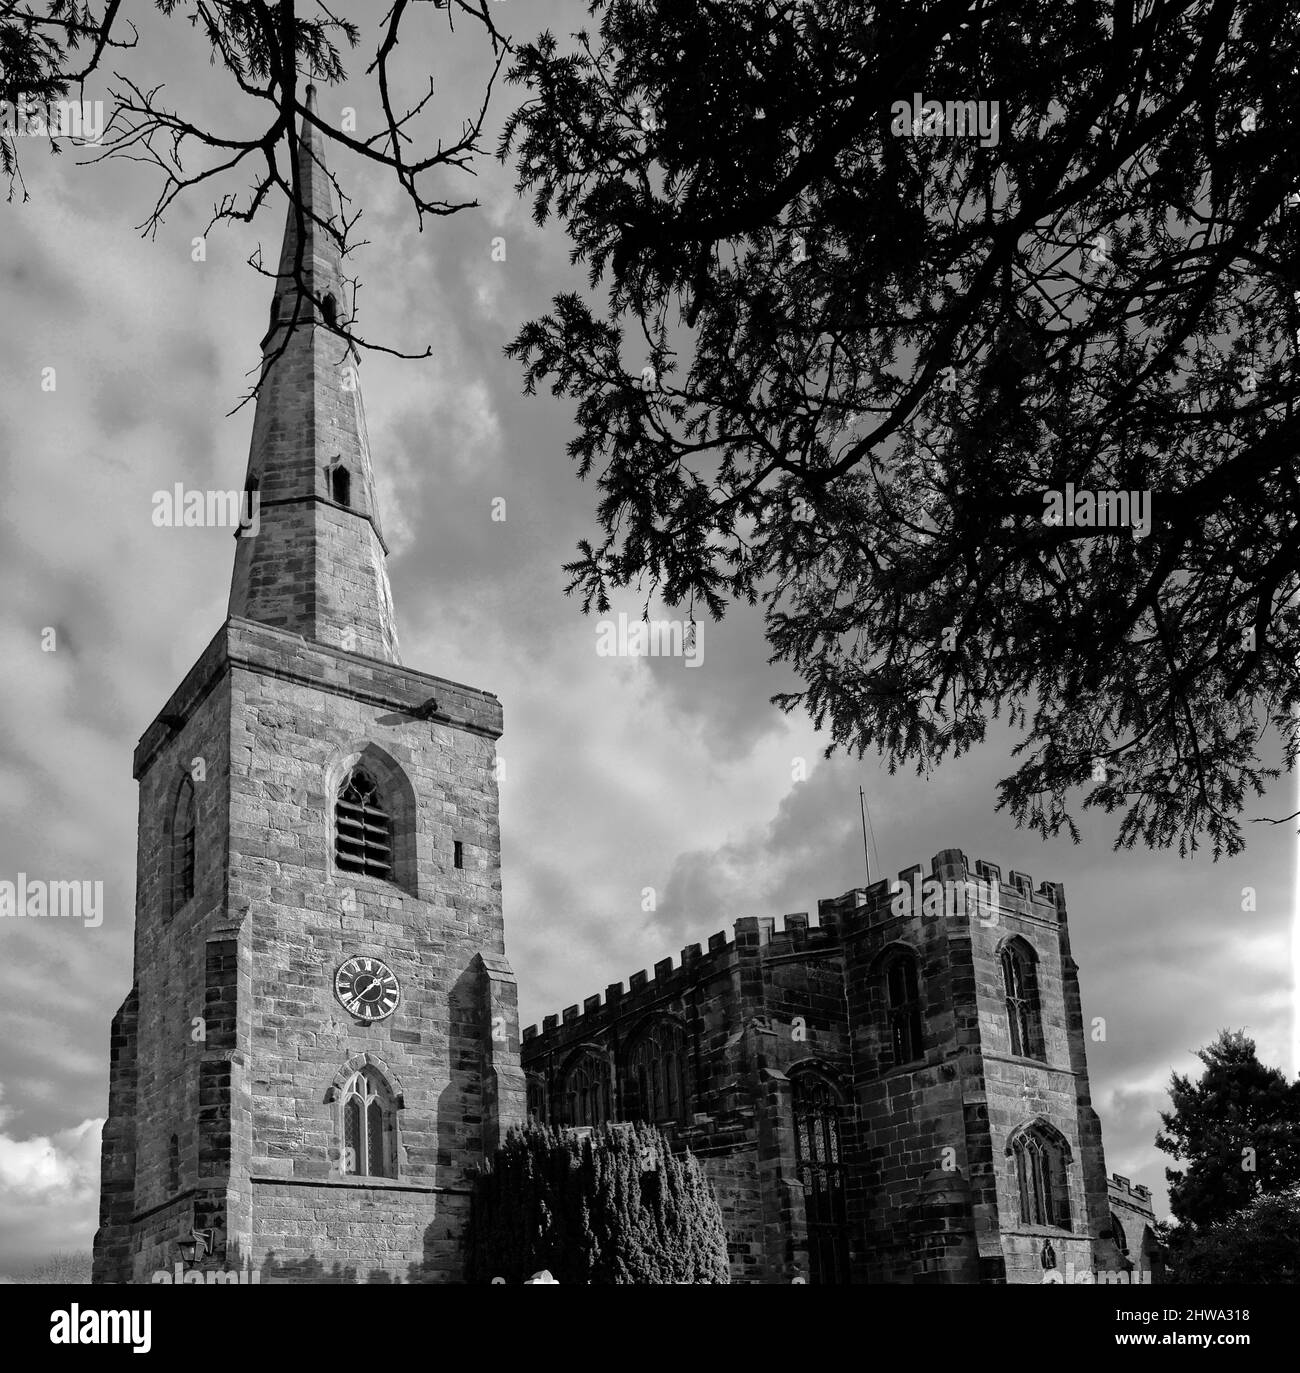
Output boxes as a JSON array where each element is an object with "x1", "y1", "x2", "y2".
[
  {"x1": 1, "y1": 2, "x2": 134, "y2": 191},
  {"x1": 1164, "y1": 1188, "x2": 1300, "y2": 1282},
  {"x1": 502, "y1": 0, "x2": 1300, "y2": 857},
  {"x1": 464, "y1": 1121, "x2": 731, "y2": 1284},
  {"x1": 1155, "y1": 1029, "x2": 1300, "y2": 1229},
  {"x1": 5, "y1": 2, "x2": 511, "y2": 400},
  {"x1": 23, "y1": 1250, "x2": 93, "y2": 1283}
]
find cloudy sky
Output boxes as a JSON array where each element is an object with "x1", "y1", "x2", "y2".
[{"x1": 0, "y1": 2, "x2": 1293, "y2": 1274}]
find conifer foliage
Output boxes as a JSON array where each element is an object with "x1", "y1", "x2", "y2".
[{"x1": 464, "y1": 1121, "x2": 730, "y2": 1284}]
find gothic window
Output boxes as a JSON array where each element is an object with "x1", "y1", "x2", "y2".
[
  {"x1": 321, "y1": 293, "x2": 338, "y2": 328},
  {"x1": 526, "y1": 1073, "x2": 547, "y2": 1124},
  {"x1": 337, "y1": 1068, "x2": 395, "y2": 1178},
  {"x1": 330, "y1": 465, "x2": 351, "y2": 507},
  {"x1": 1111, "y1": 1212, "x2": 1129, "y2": 1257},
  {"x1": 170, "y1": 777, "x2": 196, "y2": 916},
  {"x1": 884, "y1": 950, "x2": 924, "y2": 1065},
  {"x1": 168, "y1": 1135, "x2": 180, "y2": 1195},
  {"x1": 791, "y1": 1070, "x2": 850, "y2": 1284},
  {"x1": 562, "y1": 1051, "x2": 612, "y2": 1128},
  {"x1": 269, "y1": 296, "x2": 280, "y2": 327},
  {"x1": 1010, "y1": 1124, "x2": 1072, "y2": 1230},
  {"x1": 334, "y1": 768, "x2": 392, "y2": 879},
  {"x1": 1001, "y1": 941, "x2": 1043, "y2": 1059},
  {"x1": 625, "y1": 1020, "x2": 689, "y2": 1126}
]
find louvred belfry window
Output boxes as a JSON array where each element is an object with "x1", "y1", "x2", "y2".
[{"x1": 335, "y1": 769, "x2": 393, "y2": 879}]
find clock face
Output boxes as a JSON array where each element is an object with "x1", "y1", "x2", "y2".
[{"x1": 334, "y1": 956, "x2": 400, "y2": 1021}]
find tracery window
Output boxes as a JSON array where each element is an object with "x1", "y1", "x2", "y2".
[
  {"x1": 884, "y1": 950, "x2": 924, "y2": 1065},
  {"x1": 626, "y1": 1020, "x2": 689, "y2": 1126},
  {"x1": 792, "y1": 1070, "x2": 850, "y2": 1284},
  {"x1": 1001, "y1": 941, "x2": 1043, "y2": 1059},
  {"x1": 338, "y1": 1068, "x2": 395, "y2": 1178},
  {"x1": 563, "y1": 1051, "x2": 612, "y2": 1128},
  {"x1": 526, "y1": 1073, "x2": 547, "y2": 1124},
  {"x1": 1010, "y1": 1123, "x2": 1071, "y2": 1230}
]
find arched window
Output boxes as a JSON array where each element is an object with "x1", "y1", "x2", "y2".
[
  {"x1": 1111, "y1": 1212, "x2": 1129, "y2": 1258},
  {"x1": 171, "y1": 777, "x2": 196, "y2": 916},
  {"x1": 626, "y1": 1020, "x2": 689, "y2": 1126},
  {"x1": 791, "y1": 1070, "x2": 850, "y2": 1284},
  {"x1": 334, "y1": 768, "x2": 392, "y2": 879},
  {"x1": 563, "y1": 1051, "x2": 612, "y2": 1128},
  {"x1": 330, "y1": 465, "x2": 351, "y2": 507},
  {"x1": 1009, "y1": 1123, "x2": 1072, "y2": 1230},
  {"x1": 884, "y1": 950, "x2": 924, "y2": 1065},
  {"x1": 526, "y1": 1073, "x2": 547, "y2": 1125},
  {"x1": 1001, "y1": 941, "x2": 1043, "y2": 1059},
  {"x1": 242, "y1": 474, "x2": 260, "y2": 528},
  {"x1": 168, "y1": 1134, "x2": 180, "y2": 1195},
  {"x1": 337, "y1": 1068, "x2": 396, "y2": 1178},
  {"x1": 321, "y1": 292, "x2": 338, "y2": 328},
  {"x1": 269, "y1": 296, "x2": 280, "y2": 328}
]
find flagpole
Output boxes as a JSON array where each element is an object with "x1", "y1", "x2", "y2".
[{"x1": 859, "y1": 787, "x2": 872, "y2": 887}]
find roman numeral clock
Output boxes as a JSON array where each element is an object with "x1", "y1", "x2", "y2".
[{"x1": 334, "y1": 956, "x2": 401, "y2": 1022}]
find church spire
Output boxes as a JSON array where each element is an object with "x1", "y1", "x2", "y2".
[{"x1": 229, "y1": 83, "x2": 402, "y2": 664}]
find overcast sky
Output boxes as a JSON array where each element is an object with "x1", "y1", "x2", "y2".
[{"x1": 0, "y1": 2, "x2": 1293, "y2": 1274}]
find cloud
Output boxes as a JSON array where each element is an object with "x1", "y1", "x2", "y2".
[{"x1": 0, "y1": 1086, "x2": 102, "y2": 1275}]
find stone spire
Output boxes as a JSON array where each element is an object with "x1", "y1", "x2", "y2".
[{"x1": 229, "y1": 84, "x2": 401, "y2": 664}]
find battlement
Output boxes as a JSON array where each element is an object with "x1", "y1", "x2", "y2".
[
  {"x1": 816, "y1": 848, "x2": 1063, "y2": 932},
  {"x1": 521, "y1": 909, "x2": 833, "y2": 1042},
  {"x1": 522, "y1": 849, "x2": 1066, "y2": 1043},
  {"x1": 1108, "y1": 1173, "x2": 1154, "y2": 1206}
]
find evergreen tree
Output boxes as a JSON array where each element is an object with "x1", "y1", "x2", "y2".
[
  {"x1": 502, "y1": 0, "x2": 1300, "y2": 858},
  {"x1": 1155, "y1": 1030, "x2": 1300, "y2": 1229},
  {"x1": 1167, "y1": 1189, "x2": 1300, "y2": 1283},
  {"x1": 465, "y1": 1121, "x2": 730, "y2": 1284}
]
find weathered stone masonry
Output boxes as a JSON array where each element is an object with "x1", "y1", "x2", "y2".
[
  {"x1": 92, "y1": 88, "x2": 525, "y2": 1284},
  {"x1": 523, "y1": 850, "x2": 1130, "y2": 1284}
]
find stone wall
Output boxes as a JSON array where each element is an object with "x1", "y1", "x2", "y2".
[
  {"x1": 94, "y1": 618, "x2": 525, "y2": 1283},
  {"x1": 524, "y1": 851, "x2": 1118, "y2": 1285}
]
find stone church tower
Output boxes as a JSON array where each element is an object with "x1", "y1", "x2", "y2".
[{"x1": 93, "y1": 90, "x2": 525, "y2": 1284}]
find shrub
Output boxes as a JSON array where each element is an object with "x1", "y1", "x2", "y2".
[{"x1": 465, "y1": 1121, "x2": 729, "y2": 1284}]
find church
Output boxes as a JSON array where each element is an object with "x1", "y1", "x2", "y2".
[{"x1": 92, "y1": 95, "x2": 1156, "y2": 1285}]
